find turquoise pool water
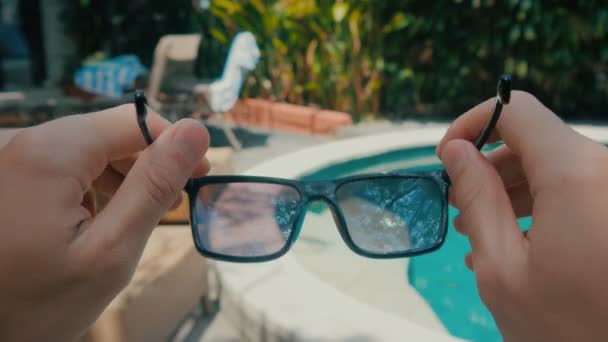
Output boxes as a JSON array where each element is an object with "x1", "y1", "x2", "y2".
[{"x1": 302, "y1": 145, "x2": 531, "y2": 342}]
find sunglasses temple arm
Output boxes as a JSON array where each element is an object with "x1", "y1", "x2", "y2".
[
  {"x1": 474, "y1": 74, "x2": 511, "y2": 150},
  {"x1": 134, "y1": 91, "x2": 194, "y2": 192},
  {"x1": 135, "y1": 90, "x2": 154, "y2": 145},
  {"x1": 441, "y1": 74, "x2": 511, "y2": 185},
  {"x1": 473, "y1": 99, "x2": 503, "y2": 150}
]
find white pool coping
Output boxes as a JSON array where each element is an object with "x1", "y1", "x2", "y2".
[{"x1": 212, "y1": 124, "x2": 608, "y2": 342}]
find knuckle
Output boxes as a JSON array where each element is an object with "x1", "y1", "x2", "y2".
[
  {"x1": 141, "y1": 158, "x2": 181, "y2": 207},
  {"x1": 453, "y1": 172, "x2": 484, "y2": 214},
  {"x1": 7, "y1": 128, "x2": 45, "y2": 168}
]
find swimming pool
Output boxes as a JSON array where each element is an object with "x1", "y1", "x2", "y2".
[
  {"x1": 214, "y1": 127, "x2": 608, "y2": 341},
  {"x1": 295, "y1": 144, "x2": 531, "y2": 342}
]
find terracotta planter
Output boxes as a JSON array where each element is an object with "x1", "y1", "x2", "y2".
[
  {"x1": 222, "y1": 100, "x2": 246, "y2": 124},
  {"x1": 270, "y1": 102, "x2": 315, "y2": 135},
  {"x1": 245, "y1": 98, "x2": 272, "y2": 127},
  {"x1": 224, "y1": 98, "x2": 353, "y2": 137},
  {"x1": 312, "y1": 109, "x2": 353, "y2": 136}
]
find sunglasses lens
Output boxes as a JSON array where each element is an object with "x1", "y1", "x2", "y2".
[
  {"x1": 335, "y1": 177, "x2": 445, "y2": 255},
  {"x1": 194, "y1": 182, "x2": 301, "y2": 259}
]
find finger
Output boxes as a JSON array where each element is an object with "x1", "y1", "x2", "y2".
[
  {"x1": 485, "y1": 145, "x2": 527, "y2": 188},
  {"x1": 437, "y1": 91, "x2": 580, "y2": 176},
  {"x1": 92, "y1": 166, "x2": 183, "y2": 209},
  {"x1": 87, "y1": 104, "x2": 175, "y2": 161},
  {"x1": 170, "y1": 195, "x2": 184, "y2": 211},
  {"x1": 109, "y1": 155, "x2": 138, "y2": 176},
  {"x1": 93, "y1": 167, "x2": 124, "y2": 197},
  {"x1": 111, "y1": 155, "x2": 211, "y2": 178},
  {"x1": 197, "y1": 157, "x2": 211, "y2": 177},
  {"x1": 82, "y1": 189, "x2": 97, "y2": 218},
  {"x1": 453, "y1": 182, "x2": 532, "y2": 233},
  {"x1": 507, "y1": 182, "x2": 533, "y2": 218},
  {"x1": 453, "y1": 215, "x2": 465, "y2": 235},
  {"x1": 437, "y1": 105, "x2": 502, "y2": 156},
  {"x1": 0, "y1": 128, "x2": 20, "y2": 149},
  {"x1": 88, "y1": 119, "x2": 209, "y2": 252},
  {"x1": 452, "y1": 144, "x2": 531, "y2": 217},
  {"x1": 455, "y1": 186, "x2": 532, "y2": 234},
  {"x1": 465, "y1": 253, "x2": 473, "y2": 271},
  {"x1": 441, "y1": 139, "x2": 527, "y2": 263}
]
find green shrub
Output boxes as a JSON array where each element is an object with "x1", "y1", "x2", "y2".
[
  {"x1": 380, "y1": 0, "x2": 608, "y2": 120},
  {"x1": 207, "y1": 0, "x2": 607, "y2": 120},
  {"x1": 62, "y1": 0, "x2": 608, "y2": 120}
]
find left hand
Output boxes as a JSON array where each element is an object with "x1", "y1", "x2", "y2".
[{"x1": 0, "y1": 105, "x2": 209, "y2": 341}]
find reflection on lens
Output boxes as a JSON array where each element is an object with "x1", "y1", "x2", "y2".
[
  {"x1": 195, "y1": 182, "x2": 301, "y2": 258},
  {"x1": 335, "y1": 177, "x2": 443, "y2": 255}
]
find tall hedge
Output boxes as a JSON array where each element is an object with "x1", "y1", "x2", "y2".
[{"x1": 380, "y1": 0, "x2": 608, "y2": 120}]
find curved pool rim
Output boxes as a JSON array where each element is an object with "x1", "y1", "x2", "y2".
[{"x1": 211, "y1": 125, "x2": 608, "y2": 342}]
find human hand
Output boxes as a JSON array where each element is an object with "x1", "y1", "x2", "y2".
[
  {"x1": 0, "y1": 128, "x2": 20, "y2": 147},
  {"x1": 0, "y1": 105, "x2": 209, "y2": 341},
  {"x1": 437, "y1": 91, "x2": 608, "y2": 341}
]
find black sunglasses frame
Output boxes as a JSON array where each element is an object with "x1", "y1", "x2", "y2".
[
  {"x1": 189, "y1": 171, "x2": 449, "y2": 262},
  {"x1": 133, "y1": 74, "x2": 511, "y2": 262}
]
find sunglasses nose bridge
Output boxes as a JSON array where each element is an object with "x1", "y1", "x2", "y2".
[{"x1": 303, "y1": 181, "x2": 336, "y2": 200}]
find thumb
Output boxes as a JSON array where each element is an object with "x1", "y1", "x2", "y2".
[
  {"x1": 92, "y1": 119, "x2": 209, "y2": 249},
  {"x1": 441, "y1": 139, "x2": 525, "y2": 265}
]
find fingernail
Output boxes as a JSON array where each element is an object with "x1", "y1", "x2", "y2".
[
  {"x1": 173, "y1": 121, "x2": 206, "y2": 165},
  {"x1": 440, "y1": 140, "x2": 471, "y2": 178}
]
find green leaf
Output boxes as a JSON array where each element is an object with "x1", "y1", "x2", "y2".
[
  {"x1": 398, "y1": 68, "x2": 414, "y2": 79},
  {"x1": 509, "y1": 26, "x2": 521, "y2": 43},
  {"x1": 524, "y1": 26, "x2": 537, "y2": 41},
  {"x1": 305, "y1": 82, "x2": 320, "y2": 91},
  {"x1": 515, "y1": 60, "x2": 528, "y2": 77},
  {"x1": 209, "y1": 29, "x2": 228, "y2": 44},
  {"x1": 272, "y1": 37, "x2": 288, "y2": 53},
  {"x1": 350, "y1": 9, "x2": 361, "y2": 26},
  {"x1": 383, "y1": 12, "x2": 410, "y2": 33},
  {"x1": 213, "y1": 0, "x2": 240, "y2": 14},
  {"x1": 505, "y1": 58, "x2": 515, "y2": 73},
  {"x1": 248, "y1": 0, "x2": 265, "y2": 14},
  {"x1": 332, "y1": 2, "x2": 349, "y2": 22}
]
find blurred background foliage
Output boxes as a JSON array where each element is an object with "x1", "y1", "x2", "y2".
[{"x1": 62, "y1": 0, "x2": 608, "y2": 121}]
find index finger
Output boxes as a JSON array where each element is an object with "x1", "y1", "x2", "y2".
[
  {"x1": 437, "y1": 91, "x2": 579, "y2": 174},
  {"x1": 86, "y1": 104, "x2": 174, "y2": 161}
]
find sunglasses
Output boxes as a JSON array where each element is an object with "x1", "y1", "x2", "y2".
[{"x1": 134, "y1": 74, "x2": 511, "y2": 262}]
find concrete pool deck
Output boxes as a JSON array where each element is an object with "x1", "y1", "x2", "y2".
[{"x1": 191, "y1": 123, "x2": 608, "y2": 341}]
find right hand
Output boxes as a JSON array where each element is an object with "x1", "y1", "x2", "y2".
[{"x1": 437, "y1": 91, "x2": 608, "y2": 341}]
